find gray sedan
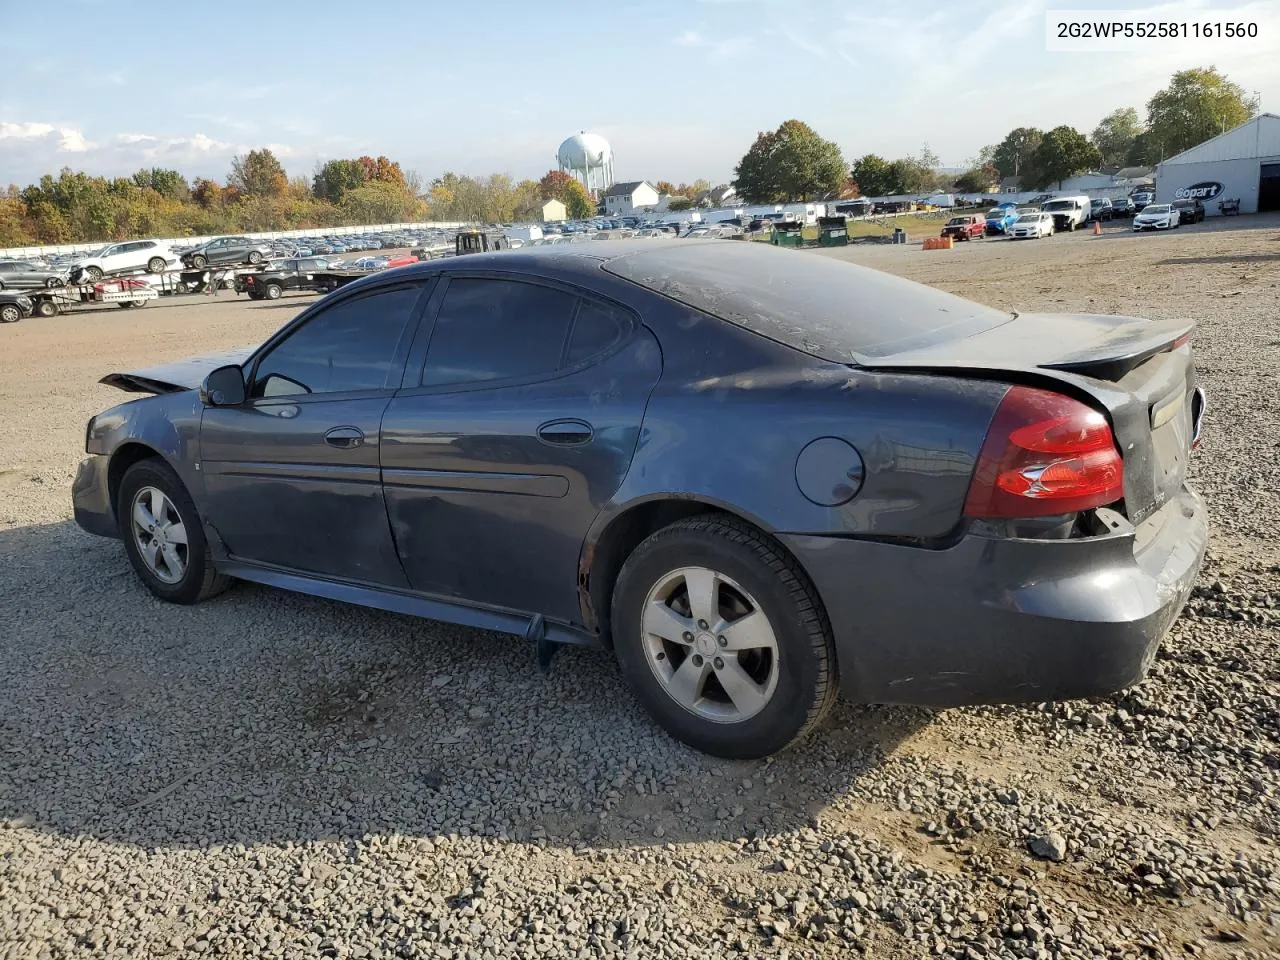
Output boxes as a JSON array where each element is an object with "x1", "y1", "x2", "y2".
[
  {"x1": 72, "y1": 242, "x2": 1207, "y2": 758},
  {"x1": 0, "y1": 259, "x2": 66, "y2": 290}
]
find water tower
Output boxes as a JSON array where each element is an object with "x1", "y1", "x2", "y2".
[{"x1": 557, "y1": 131, "x2": 614, "y2": 196}]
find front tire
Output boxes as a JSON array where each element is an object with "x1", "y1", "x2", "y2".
[
  {"x1": 147, "y1": 257, "x2": 166, "y2": 273},
  {"x1": 35, "y1": 300, "x2": 57, "y2": 318},
  {"x1": 116, "y1": 458, "x2": 231, "y2": 605},
  {"x1": 85, "y1": 266, "x2": 104, "y2": 281},
  {"x1": 189, "y1": 254, "x2": 207, "y2": 269},
  {"x1": 264, "y1": 282, "x2": 283, "y2": 300},
  {"x1": 611, "y1": 516, "x2": 837, "y2": 759},
  {"x1": 0, "y1": 304, "x2": 21, "y2": 323}
]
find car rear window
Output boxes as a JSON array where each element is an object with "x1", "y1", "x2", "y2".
[{"x1": 601, "y1": 241, "x2": 1011, "y2": 361}]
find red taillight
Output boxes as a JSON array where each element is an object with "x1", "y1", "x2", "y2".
[
  {"x1": 964, "y1": 385, "x2": 1124, "y2": 519},
  {"x1": 1172, "y1": 333, "x2": 1191, "y2": 350}
]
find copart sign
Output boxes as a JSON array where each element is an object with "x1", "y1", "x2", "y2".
[{"x1": 1174, "y1": 181, "x2": 1224, "y2": 200}]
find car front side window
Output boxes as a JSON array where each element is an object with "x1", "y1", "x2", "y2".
[{"x1": 250, "y1": 284, "x2": 424, "y2": 399}]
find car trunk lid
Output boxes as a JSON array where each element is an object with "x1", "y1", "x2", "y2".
[
  {"x1": 99, "y1": 346, "x2": 254, "y2": 395},
  {"x1": 857, "y1": 312, "x2": 1199, "y2": 523}
]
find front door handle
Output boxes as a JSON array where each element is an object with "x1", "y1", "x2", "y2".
[
  {"x1": 537, "y1": 419, "x2": 594, "y2": 446},
  {"x1": 324, "y1": 426, "x2": 365, "y2": 449}
]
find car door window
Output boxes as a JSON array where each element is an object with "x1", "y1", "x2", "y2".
[
  {"x1": 251, "y1": 284, "x2": 424, "y2": 398},
  {"x1": 420, "y1": 278, "x2": 577, "y2": 388}
]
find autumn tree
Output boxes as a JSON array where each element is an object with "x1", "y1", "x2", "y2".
[
  {"x1": 191, "y1": 178, "x2": 224, "y2": 208},
  {"x1": 512, "y1": 179, "x2": 543, "y2": 222},
  {"x1": 654, "y1": 180, "x2": 676, "y2": 195},
  {"x1": 563, "y1": 179, "x2": 595, "y2": 219},
  {"x1": 538, "y1": 170, "x2": 576, "y2": 203},
  {"x1": 1145, "y1": 66, "x2": 1259, "y2": 159},
  {"x1": 1091, "y1": 107, "x2": 1142, "y2": 168},
  {"x1": 131, "y1": 167, "x2": 189, "y2": 200},
  {"x1": 228, "y1": 148, "x2": 287, "y2": 197},
  {"x1": 732, "y1": 120, "x2": 845, "y2": 202},
  {"x1": 1025, "y1": 126, "x2": 1101, "y2": 189}
]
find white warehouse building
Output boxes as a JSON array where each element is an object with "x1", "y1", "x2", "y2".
[{"x1": 1154, "y1": 113, "x2": 1280, "y2": 216}]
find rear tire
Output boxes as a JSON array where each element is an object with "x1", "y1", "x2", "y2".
[
  {"x1": 116, "y1": 458, "x2": 231, "y2": 605},
  {"x1": 247, "y1": 251, "x2": 263, "y2": 265},
  {"x1": 265, "y1": 282, "x2": 283, "y2": 300},
  {"x1": 611, "y1": 516, "x2": 837, "y2": 759},
  {"x1": 35, "y1": 300, "x2": 57, "y2": 318},
  {"x1": 45, "y1": 277, "x2": 64, "y2": 288}
]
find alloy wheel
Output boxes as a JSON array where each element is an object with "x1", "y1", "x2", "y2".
[
  {"x1": 131, "y1": 486, "x2": 189, "y2": 585},
  {"x1": 640, "y1": 566, "x2": 779, "y2": 723}
]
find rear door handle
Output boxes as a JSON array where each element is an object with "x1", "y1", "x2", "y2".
[
  {"x1": 537, "y1": 419, "x2": 594, "y2": 446},
  {"x1": 324, "y1": 426, "x2": 364, "y2": 449}
]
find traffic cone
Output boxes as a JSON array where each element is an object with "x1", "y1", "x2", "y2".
[{"x1": 1093, "y1": 219, "x2": 1101, "y2": 235}]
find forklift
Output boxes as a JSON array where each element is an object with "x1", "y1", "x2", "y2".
[{"x1": 454, "y1": 230, "x2": 509, "y2": 256}]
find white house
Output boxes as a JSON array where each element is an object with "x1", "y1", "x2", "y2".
[
  {"x1": 602, "y1": 180, "x2": 661, "y2": 215},
  {"x1": 541, "y1": 198, "x2": 566, "y2": 222}
]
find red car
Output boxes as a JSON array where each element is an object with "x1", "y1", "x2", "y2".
[{"x1": 941, "y1": 214, "x2": 986, "y2": 241}]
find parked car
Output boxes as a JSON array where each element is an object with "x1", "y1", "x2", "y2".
[
  {"x1": 941, "y1": 214, "x2": 986, "y2": 240},
  {"x1": 237, "y1": 257, "x2": 334, "y2": 299},
  {"x1": 1131, "y1": 191, "x2": 1153, "y2": 211},
  {"x1": 1088, "y1": 198, "x2": 1114, "y2": 222},
  {"x1": 73, "y1": 242, "x2": 1207, "y2": 759},
  {"x1": 1172, "y1": 198, "x2": 1206, "y2": 224},
  {"x1": 0, "y1": 290, "x2": 35, "y2": 323},
  {"x1": 1006, "y1": 212, "x2": 1055, "y2": 239},
  {"x1": 1111, "y1": 197, "x2": 1136, "y2": 217},
  {"x1": 71, "y1": 240, "x2": 177, "y2": 280},
  {"x1": 1040, "y1": 196, "x2": 1091, "y2": 232},
  {"x1": 181, "y1": 236, "x2": 273, "y2": 269},
  {"x1": 1132, "y1": 204, "x2": 1180, "y2": 231},
  {"x1": 0, "y1": 259, "x2": 67, "y2": 290},
  {"x1": 984, "y1": 207, "x2": 1019, "y2": 235}
]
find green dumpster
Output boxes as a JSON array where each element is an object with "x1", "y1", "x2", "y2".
[
  {"x1": 771, "y1": 220, "x2": 803, "y2": 247},
  {"x1": 817, "y1": 216, "x2": 850, "y2": 247}
]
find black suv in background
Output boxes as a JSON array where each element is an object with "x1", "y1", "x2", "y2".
[
  {"x1": 237, "y1": 257, "x2": 334, "y2": 299},
  {"x1": 1111, "y1": 197, "x2": 1136, "y2": 217},
  {"x1": 1172, "y1": 198, "x2": 1206, "y2": 224},
  {"x1": 181, "y1": 236, "x2": 274, "y2": 269}
]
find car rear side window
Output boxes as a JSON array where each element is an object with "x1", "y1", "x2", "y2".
[
  {"x1": 565, "y1": 300, "x2": 626, "y2": 366},
  {"x1": 420, "y1": 278, "x2": 577, "y2": 387},
  {"x1": 251, "y1": 285, "x2": 422, "y2": 397}
]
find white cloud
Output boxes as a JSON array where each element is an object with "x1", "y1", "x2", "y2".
[{"x1": 1, "y1": 122, "x2": 56, "y2": 140}]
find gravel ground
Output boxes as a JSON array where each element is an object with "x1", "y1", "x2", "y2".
[{"x1": 1, "y1": 218, "x2": 1278, "y2": 959}]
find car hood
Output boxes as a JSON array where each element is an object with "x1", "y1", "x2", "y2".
[{"x1": 99, "y1": 346, "x2": 255, "y2": 394}]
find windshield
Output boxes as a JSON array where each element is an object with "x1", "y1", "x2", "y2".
[
  {"x1": 986, "y1": 209, "x2": 1003, "y2": 217},
  {"x1": 946, "y1": 218, "x2": 967, "y2": 225},
  {"x1": 1015, "y1": 214, "x2": 1040, "y2": 223},
  {"x1": 1042, "y1": 200, "x2": 1077, "y2": 211},
  {"x1": 1144, "y1": 205, "x2": 1171, "y2": 214}
]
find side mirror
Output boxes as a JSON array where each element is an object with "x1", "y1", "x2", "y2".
[{"x1": 201, "y1": 364, "x2": 246, "y2": 406}]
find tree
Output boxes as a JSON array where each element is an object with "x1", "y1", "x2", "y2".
[
  {"x1": 313, "y1": 159, "x2": 366, "y2": 203},
  {"x1": 191, "y1": 178, "x2": 224, "y2": 209},
  {"x1": 916, "y1": 143, "x2": 940, "y2": 170},
  {"x1": 654, "y1": 180, "x2": 676, "y2": 195},
  {"x1": 338, "y1": 181, "x2": 422, "y2": 223},
  {"x1": 563, "y1": 179, "x2": 594, "y2": 219},
  {"x1": 512, "y1": 180, "x2": 543, "y2": 222},
  {"x1": 990, "y1": 127, "x2": 1044, "y2": 180},
  {"x1": 1145, "y1": 66, "x2": 1259, "y2": 159},
  {"x1": 1026, "y1": 125, "x2": 1101, "y2": 189},
  {"x1": 228, "y1": 148, "x2": 287, "y2": 197},
  {"x1": 850, "y1": 154, "x2": 895, "y2": 197},
  {"x1": 886, "y1": 157, "x2": 932, "y2": 194},
  {"x1": 954, "y1": 164, "x2": 999, "y2": 193},
  {"x1": 538, "y1": 169, "x2": 575, "y2": 203},
  {"x1": 732, "y1": 119, "x2": 846, "y2": 202},
  {"x1": 131, "y1": 167, "x2": 189, "y2": 200},
  {"x1": 667, "y1": 197, "x2": 692, "y2": 212},
  {"x1": 1091, "y1": 107, "x2": 1142, "y2": 168}
]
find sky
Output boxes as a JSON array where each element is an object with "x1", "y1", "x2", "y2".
[{"x1": 2, "y1": 0, "x2": 1278, "y2": 189}]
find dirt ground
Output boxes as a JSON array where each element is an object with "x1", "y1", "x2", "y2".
[{"x1": 1, "y1": 216, "x2": 1277, "y2": 959}]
